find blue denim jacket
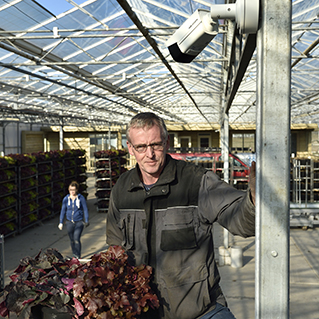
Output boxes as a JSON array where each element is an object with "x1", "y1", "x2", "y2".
[{"x1": 59, "y1": 193, "x2": 89, "y2": 224}]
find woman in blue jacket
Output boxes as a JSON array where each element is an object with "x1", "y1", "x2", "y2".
[{"x1": 58, "y1": 181, "x2": 89, "y2": 259}]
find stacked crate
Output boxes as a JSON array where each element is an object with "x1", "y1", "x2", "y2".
[
  {"x1": 94, "y1": 150, "x2": 127, "y2": 212},
  {"x1": 0, "y1": 157, "x2": 18, "y2": 237}
]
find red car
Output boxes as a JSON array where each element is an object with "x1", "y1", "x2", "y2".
[{"x1": 168, "y1": 152, "x2": 249, "y2": 179}]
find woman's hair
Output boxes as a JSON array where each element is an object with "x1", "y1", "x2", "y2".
[
  {"x1": 69, "y1": 181, "x2": 79, "y2": 192},
  {"x1": 126, "y1": 112, "x2": 168, "y2": 143}
]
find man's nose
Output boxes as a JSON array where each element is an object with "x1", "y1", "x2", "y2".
[{"x1": 145, "y1": 145, "x2": 155, "y2": 156}]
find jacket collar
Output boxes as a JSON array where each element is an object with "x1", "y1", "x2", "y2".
[{"x1": 127, "y1": 154, "x2": 176, "y2": 191}]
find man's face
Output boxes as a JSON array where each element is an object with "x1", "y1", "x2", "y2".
[{"x1": 127, "y1": 125, "x2": 169, "y2": 183}]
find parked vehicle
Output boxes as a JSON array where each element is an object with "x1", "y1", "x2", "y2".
[{"x1": 168, "y1": 152, "x2": 249, "y2": 179}]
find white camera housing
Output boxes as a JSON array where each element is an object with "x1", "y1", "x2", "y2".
[
  {"x1": 211, "y1": 0, "x2": 259, "y2": 34},
  {"x1": 166, "y1": 9, "x2": 218, "y2": 63},
  {"x1": 166, "y1": 0, "x2": 259, "y2": 63}
]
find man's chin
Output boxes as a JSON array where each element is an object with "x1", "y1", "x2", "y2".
[
  {"x1": 144, "y1": 164, "x2": 161, "y2": 175},
  {"x1": 146, "y1": 167, "x2": 159, "y2": 175}
]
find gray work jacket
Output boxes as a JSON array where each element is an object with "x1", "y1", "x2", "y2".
[{"x1": 106, "y1": 155, "x2": 255, "y2": 319}]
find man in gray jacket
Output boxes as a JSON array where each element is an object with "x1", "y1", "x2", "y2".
[{"x1": 106, "y1": 112, "x2": 256, "y2": 319}]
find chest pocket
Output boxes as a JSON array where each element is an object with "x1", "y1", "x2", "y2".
[
  {"x1": 119, "y1": 212, "x2": 136, "y2": 250},
  {"x1": 160, "y1": 207, "x2": 198, "y2": 251}
]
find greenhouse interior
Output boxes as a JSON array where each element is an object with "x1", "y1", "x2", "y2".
[{"x1": 0, "y1": 0, "x2": 319, "y2": 318}]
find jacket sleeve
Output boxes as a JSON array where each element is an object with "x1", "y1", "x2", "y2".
[
  {"x1": 59, "y1": 196, "x2": 68, "y2": 224},
  {"x1": 198, "y1": 171, "x2": 255, "y2": 237},
  {"x1": 80, "y1": 195, "x2": 89, "y2": 223},
  {"x1": 106, "y1": 193, "x2": 124, "y2": 246}
]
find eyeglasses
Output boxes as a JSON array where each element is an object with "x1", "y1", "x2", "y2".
[{"x1": 132, "y1": 142, "x2": 165, "y2": 153}]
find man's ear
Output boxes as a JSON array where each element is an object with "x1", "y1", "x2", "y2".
[{"x1": 127, "y1": 141, "x2": 135, "y2": 156}]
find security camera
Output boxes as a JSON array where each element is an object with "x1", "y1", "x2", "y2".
[
  {"x1": 166, "y1": 0, "x2": 259, "y2": 63},
  {"x1": 166, "y1": 9, "x2": 218, "y2": 63}
]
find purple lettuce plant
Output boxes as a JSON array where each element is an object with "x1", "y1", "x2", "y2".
[
  {"x1": 0, "y1": 248, "x2": 81, "y2": 319},
  {"x1": 0, "y1": 247, "x2": 159, "y2": 319},
  {"x1": 64, "y1": 246, "x2": 159, "y2": 319}
]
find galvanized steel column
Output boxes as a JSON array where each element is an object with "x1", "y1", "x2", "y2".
[
  {"x1": 221, "y1": 114, "x2": 230, "y2": 249},
  {"x1": 221, "y1": 116, "x2": 230, "y2": 184},
  {"x1": 221, "y1": 17, "x2": 234, "y2": 250},
  {"x1": 256, "y1": 1, "x2": 291, "y2": 318},
  {"x1": 59, "y1": 125, "x2": 63, "y2": 150}
]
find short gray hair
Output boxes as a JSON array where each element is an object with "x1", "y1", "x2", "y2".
[{"x1": 126, "y1": 112, "x2": 168, "y2": 143}]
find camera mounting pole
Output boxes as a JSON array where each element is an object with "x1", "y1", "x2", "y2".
[
  {"x1": 166, "y1": 0, "x2": 260, "y2": 63},
  {"x1": 211, "y1": 0, "x2": 260, "y2": 34}
]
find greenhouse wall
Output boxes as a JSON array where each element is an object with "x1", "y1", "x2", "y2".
[
  {"x1": 1, "y1": 123, "x2": 46, "y2": 155},
  {"x1": 4, "y1": 122, "x2": 20, "y2": 154},
  {"x1": 22, "y1": 131, "x2": 45, "y2": 153}
]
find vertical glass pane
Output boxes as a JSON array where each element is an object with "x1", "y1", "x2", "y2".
[
  {"x1": 181, "y1": 138, "x2": 189, "y2": 148},
  {"x1": 232, "y1": 133, "x2": 243, "y2": 151},
  {"x1": 232, "y1": 133, "x2": 255, "y2": 152},
  {"x1": 169, "y1": 134, "x2": 175, "y2": 148},
  {"x1": 244, "y1": 134, "x2": 255, "y2": 152},
  {"x1": 200, "y1": 137, "x2": 209, "y2": 147}
]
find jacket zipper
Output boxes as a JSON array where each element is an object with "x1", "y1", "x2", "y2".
[{"x1": 71, "y1": 198, "x2": 74, "y2": 222}]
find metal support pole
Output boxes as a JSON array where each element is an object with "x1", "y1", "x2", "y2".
[
  {"x1": 220, "y1": 17, "x2": 234, "y2": 250},
  {"x1": 108, "y1": 127, "x2": 111, "y2": 150},
  {"x1": 256, "y1": 1, "x2": 291, "y2": 318},
  {"x1": 2, "y1": 123, "x2": 5, "y2": 155},
  {"x1": 221, "y1": 116, "x2": 230, "y2": 184},
  {"x1": 0, "y1": 234, "x2": 4, "y2": 289},
  {"x1": 59, "y1": 125, "x2": 63, "y2": 150},
  {"x1": 17, "y1": 122, "x2": 20, "y2": 153},
  {"x1": 221, "y1": 115, "x2": 230, "y2": 249}
]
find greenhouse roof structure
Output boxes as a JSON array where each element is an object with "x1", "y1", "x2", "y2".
[{"x1": 0, "y1": 0, "x2": 318, "y2": 131}]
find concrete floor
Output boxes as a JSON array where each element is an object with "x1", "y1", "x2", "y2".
[{"x1": 216, "y1": 226, "x2": 319, "y2": 319}]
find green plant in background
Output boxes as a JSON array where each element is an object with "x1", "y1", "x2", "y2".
[
  {"x1": 21, "y1": 178, "x2": 37, "y2": 189},
  {"x1": 0, "y1": 222, "x2": 16, "y2": 235},
  {"x1": 0, "y1": 170, "x2": 16, "y2": 181},
  {"x1": 0, "y1": 156, "x2": 16, "y2": 168},
  {"x1": 21, "y1": 166, "x2": 37, "y2": 178},
  {"x1": 38, "y1": 185, "x2": 51, "y2": 196},
  {"x1": 53, "y1": 181, "x2": 64, "y2": 191},
  {"x1": 65, "y1": 169, "x2": 75, "y2": 177},
  {"x1": 31, "y1": 151, "x2": 51, "y2": 162},
  {"x1": 21, "y1": 190, "x2": 38, "y2": 203},
  {"x1": 0, "y1": 209, "x2": 17, "y2": 223},
  {"x1": 20, "y1": 202, "x2": 39, "y2": 215},
  {"x1": 21, "y1": 213, "x2": 38, "y2": 227},
  {"x1": 0, "y1": 158, "x2": 11, "y2": 168},
  {"x1": 0, "y1": 183, "x2": 16, "y2": 194},
  {"x1": 71, "y1": 149, "x2": 86, "y2": 157},
  {"x1": 0, "y1": 196, "x2": 16, "y2": 209},
  {"x1": 28, "y1": 202, "x2": 39, "y2": 213},
  {"x1": 9, "y1": 154, "x2": 36, "y2": 165}
]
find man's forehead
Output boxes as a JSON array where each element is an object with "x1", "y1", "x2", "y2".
[
  {"x1": 130, "y1": 126, "x2": 162, "y2": 144},
  {"x1": 130, "y1": 125, "x2": 161, "y2": 136}
]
